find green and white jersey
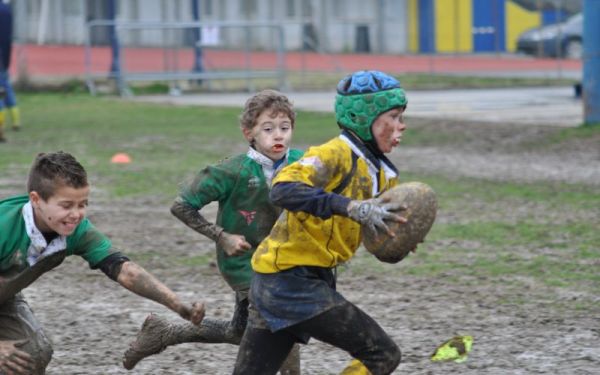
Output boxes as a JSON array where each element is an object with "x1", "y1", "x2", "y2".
[
  {"x1": 0, "y1": 195, "x2": 113, "y2": 274},
  {"x1": 179, "y1": 148, "x2": 303, "y2": 290}
]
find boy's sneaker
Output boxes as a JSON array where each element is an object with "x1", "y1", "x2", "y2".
[{"x1": 122, "y1": 313, "x2": 172, "y2": 370}]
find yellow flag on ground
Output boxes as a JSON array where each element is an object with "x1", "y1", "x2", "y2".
[{"x1": 430, "y1": 335, "x2": 473, "y2": 363}]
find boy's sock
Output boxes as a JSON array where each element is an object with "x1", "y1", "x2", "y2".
[
  {"x1": 9, "y1": 106, "x2": 20, "y2": 130},
  {"x1": 0, "y1": 110, "x2": 6, "y2": 142}
]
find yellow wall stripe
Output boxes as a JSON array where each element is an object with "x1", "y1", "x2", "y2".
[
  {"x1": 435, "y1": 0, "x2": 472, "y2": 53},
  {"x1": 506, "y1": 0, "x2": 541, "y2": 52},
  {"x1": 408, "y1": 0, "x2": 419, "y2": 52}
]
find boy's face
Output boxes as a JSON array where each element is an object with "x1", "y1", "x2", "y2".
[
  {"x1": 29, "y1": 185, "x2": 90, "y2": 236},
  {"x1": 243, "y1": 109, "x2": 293, "y2": 162},
  {"x1": 371, "y1": 107, "x2": 406, "y2": 154}
]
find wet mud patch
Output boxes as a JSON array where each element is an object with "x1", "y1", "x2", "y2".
[{"x1": 1, "y1": 118, "x2": 598, "y2": 374}]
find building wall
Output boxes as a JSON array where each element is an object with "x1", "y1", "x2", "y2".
[
  {"x1": 506, "y1": 0, "x2": 540, "y2": 51},
  {"x1": 435, "y1": 0, "x2": 472, "y2": 53},
  {"x1": 12, "y1": 0, "x2": 413, "y2": 54},
  {"x1": 408, "y1": 0, "x2": 558, "y2": 54},
  {"x1": 10, "y1": 0, "x2": 570, "y2": 54}
]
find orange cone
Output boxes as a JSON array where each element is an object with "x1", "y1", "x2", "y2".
[{"x1": 111, "y1": 153, "x2": 132, "y2": 164}]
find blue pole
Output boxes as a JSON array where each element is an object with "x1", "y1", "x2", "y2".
[
  {"x1": 583, "y1": 0, "x2": 600, "y2": 125},
  {"x1": 191, "y1": 0, "x2": 203, "y2": 73},
  {"x1": 108, "y1": 0, "x2": 120, "y2": 74}
]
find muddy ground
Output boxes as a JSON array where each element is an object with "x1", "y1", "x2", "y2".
[{"x1": 2, "y1": 119, "x2": 599, "y2": 374}]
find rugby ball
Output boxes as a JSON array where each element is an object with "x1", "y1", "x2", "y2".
[{"x1": 362, "y1": 182, "x2": 437, "y2": 263}]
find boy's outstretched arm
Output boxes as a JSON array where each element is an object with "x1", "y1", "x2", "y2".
[{"x1": 116, "y1": 261, "x2": 205, "y2": 325}]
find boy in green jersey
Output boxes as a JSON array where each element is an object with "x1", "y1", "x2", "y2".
[
  {"x1": 123, "y1": 90, "x2": 302, "y2": 373},
  {"x1": 0, "y1": 151, "x2": 205, "y2": 375}
]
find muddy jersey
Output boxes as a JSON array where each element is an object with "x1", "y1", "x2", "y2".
[
  {"x1": 252, "y1": 134, "x2": 399, "y2": 273},
  {"x1": 0, "y1": 195, "x2": 113, "y2": 274},
  {"x1": 179, "y1": 148, "x2": 303, "y2": 290}
]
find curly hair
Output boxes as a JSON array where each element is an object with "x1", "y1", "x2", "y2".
[
  {"x1": 239, "y1": 89, "x2": 296, "y2": 131},
  {"x1": 27, "y1": 151, "x2": 88, "y2": 200}
]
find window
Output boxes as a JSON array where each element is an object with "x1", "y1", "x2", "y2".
[
  {"x1": 63, "y1": 0, "x2": 82, "y2": 16},
  {"x1": 241, "y1": 0, "x2": 257, "y2": 16},
  {"x1": 286, "y1": 0, "x2": 295, "y2": 17},
  {"x1": 301, "y1": 0, "x2": 312, "y2": 17},
  {"x1": 204, "y1": 0, "x2": 213, "y2": 16}
]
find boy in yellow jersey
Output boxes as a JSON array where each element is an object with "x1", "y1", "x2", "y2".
[{"x1": 232, "y1": 70, "x2": 410, "y2": 375}]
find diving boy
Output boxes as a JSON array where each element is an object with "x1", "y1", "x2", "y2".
[{"x1": 0, "y1": 151, "x2": 205, "y2": 375}]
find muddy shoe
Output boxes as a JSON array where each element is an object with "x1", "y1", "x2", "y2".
[{"x1": 123, "y1": 313, "x2": 173, "y2": 370}]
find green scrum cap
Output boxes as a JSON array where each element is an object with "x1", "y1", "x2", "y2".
[{"x1": 335, "y1": 70, "x2": 407, "y2": 142}]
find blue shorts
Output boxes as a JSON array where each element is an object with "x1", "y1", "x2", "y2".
[{"x1": 248, "y1": 266, "x2": 346, "y2": 343}]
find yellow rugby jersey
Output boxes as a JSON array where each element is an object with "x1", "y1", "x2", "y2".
[{"x1": 252, "y1": 134, "x2": 398, "y2": 273}]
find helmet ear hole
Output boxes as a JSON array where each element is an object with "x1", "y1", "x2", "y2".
[
  {"x1": 372, "y1": 76, "x2": 381, "y2": 89},
  {"x1": 343, "y1": 78, "x2": 352, "y2": 92}
]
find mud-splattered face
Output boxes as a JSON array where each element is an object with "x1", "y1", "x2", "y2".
[
  {"x1": 30, "y1": 185, "x2": 90, "y2": 236},
  {"x1": 244, "y1": 109, "x2": 293, "y2": 162},
  {"x1": 371, "y1": 107, "x2": 406, "y2": 153}
]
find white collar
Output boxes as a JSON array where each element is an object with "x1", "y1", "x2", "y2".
[
  {"x1": 22, "y1": 201, "x2": 67, "y2": 266},
  {"x1": 246, "y1": 147, "x2": 289, "y2": 186}
]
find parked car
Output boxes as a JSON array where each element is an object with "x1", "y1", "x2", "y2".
[{"x1": 516, "y1": 13, "x2": 583, "y2": 59}]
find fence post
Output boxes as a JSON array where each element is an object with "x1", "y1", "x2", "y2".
[
  {"x1": 191, "y1": 0, "x2": 203, "y2": 73},
  {"x1": 108, "y1": 0, "x2": 120, "y2": 74},
  {"x1": 583, "y1": 0, "x2": 600, "y2": 125}
]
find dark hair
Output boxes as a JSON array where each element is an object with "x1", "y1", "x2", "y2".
[
  {"x1": 27, "y1": 151, "x2": 88, "y2": 200},
  {"x1": 239, "y1": 89, "x2": 296, "y2": 131}
]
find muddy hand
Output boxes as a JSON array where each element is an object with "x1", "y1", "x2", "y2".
[
  {"x1": 178, "y1": 302, "x2": 205, "y2": 325},
  {"x1": 217, "y1": 232, "x2": 252, "y2": 256},
  {"x1": 0, "y1": 340, "x2": 34, "y2": 375},
  {"x1": 348, "y1": 197, "x2": 407, "y2": 237}
]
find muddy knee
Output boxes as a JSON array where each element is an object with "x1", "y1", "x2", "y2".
[{"x1": 382, "y1": 344, "x2": 401, "y2": 374}]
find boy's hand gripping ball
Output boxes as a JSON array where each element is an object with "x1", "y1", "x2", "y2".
[{"x1": 361, "y1": 182, "x2": 437, "y2": 263}]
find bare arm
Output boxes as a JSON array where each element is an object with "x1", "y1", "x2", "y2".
[
  {"x1": 170, "y1": 198, "x2": 251, "y2": 256},
  {"x1": 116, "y1": 261, "x2": 205, "y2": 325},
  {"x1": 0, "y1": 251, "x2": 66, "y2": 305}
]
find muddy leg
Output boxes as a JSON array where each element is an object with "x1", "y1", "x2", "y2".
[
  {"x1": 279, "y1": 343, "x2": 301, "y2": 375},
  {"x1": 0, "y1": 294, "x2": 53, "y2": 375},
  {"x1": 122, "y1": 314, "x2": 241, "y2": 370}
]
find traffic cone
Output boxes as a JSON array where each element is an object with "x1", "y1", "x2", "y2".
[{"x1": 111, "y1": 153, "x2": 132, "y2": 164}]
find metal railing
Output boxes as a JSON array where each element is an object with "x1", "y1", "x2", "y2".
[{"x1": 84, "y1": 20, "x2": 287, "y2": 96}]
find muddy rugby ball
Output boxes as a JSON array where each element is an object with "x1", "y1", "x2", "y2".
[{"x1": 362, "y1": 182, "x2": 437, "y2": 263}]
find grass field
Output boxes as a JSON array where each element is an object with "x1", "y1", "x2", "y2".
[{"x1": 2, "y1": 93, "x2": 598, "y2": 295}]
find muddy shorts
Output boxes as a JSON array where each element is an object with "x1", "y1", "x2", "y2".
[
  {"x1": 248, "y1": 266, "x2": 345, "y2": 343},
  {"x1": 0, "y1": 293, "x2": 53, "y2": 374}
]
